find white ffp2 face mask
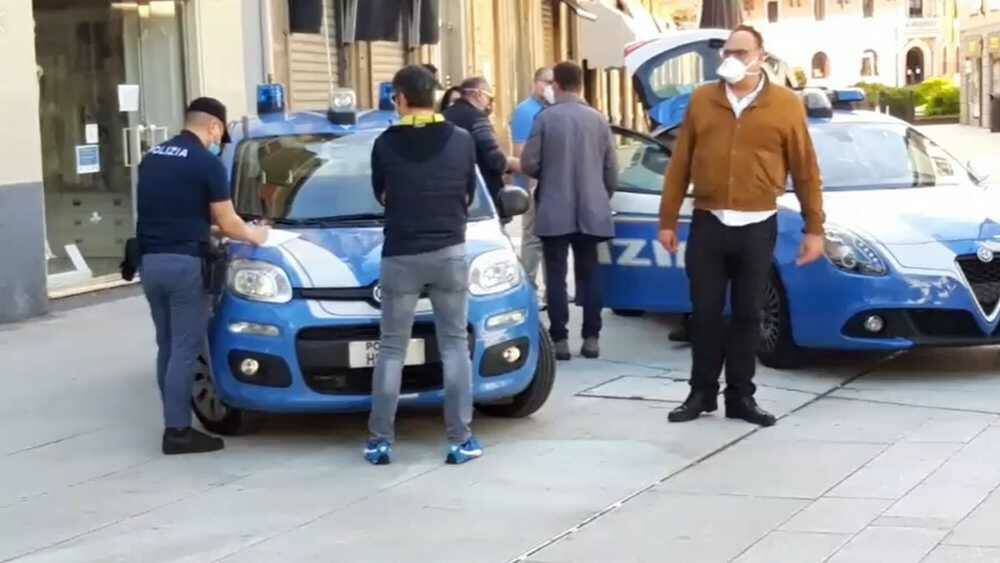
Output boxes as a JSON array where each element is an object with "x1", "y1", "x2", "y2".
[
  {"x1": 717, "y1": 56, "x2": 759, "y2": 85},
  {"x1": 543, "y1": 85, "x2": 555, "y2": 105}
]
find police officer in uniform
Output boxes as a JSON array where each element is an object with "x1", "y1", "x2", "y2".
[{"x1": 137, "y1": 97, "x2": 268, "y2": 455}]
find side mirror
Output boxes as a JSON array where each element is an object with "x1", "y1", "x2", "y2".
[
  {"x1": 499, "y1": 185, "x2": 530, "y2": 217},
  {"x1": 968, "y1": 159, "x2": 991, "y2": 184}
]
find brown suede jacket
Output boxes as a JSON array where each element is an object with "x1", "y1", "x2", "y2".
[{"x1": 658, "y1": 80, "x2": 826, "y2": 235}]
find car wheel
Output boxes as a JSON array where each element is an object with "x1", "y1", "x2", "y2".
[
  {"x1": 476, "y1": 325, "x2": 557, "y2": 418},
  {"x1": 757, "y1": 273, "x2": 805, "y2": 370},
  {"x1": 191, "y1": 355, "x2": 263, "y2": 435},
  {"x1": 612, "y1": 309, "x2": 646, "y2": 317}
]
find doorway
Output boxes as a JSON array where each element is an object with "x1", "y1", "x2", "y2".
[
  {"x1": 34, "y1": 0, "x2": 187, "y2": 285},
  {"x1": 906, "y1": 47, "x2": 925, "y2": 85}
]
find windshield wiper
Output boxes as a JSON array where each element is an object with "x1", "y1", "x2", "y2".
[{"x1": 272, "y1": 214, "x2": 384, "y2": 226}]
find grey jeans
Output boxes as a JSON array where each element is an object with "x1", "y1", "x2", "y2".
[
  {"x1": 520, "y1": 182, "x2": 544, "y2": 288},
  {"x1": 368, "y1": 244, "x2": 473, "y2": 444},
  {"x1": 140, "y1": 253, "x2": 205, "y2": 430}
]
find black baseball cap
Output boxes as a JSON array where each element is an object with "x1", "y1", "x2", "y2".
[{"x1": 186, "y1": 97, "x2": 231, "y2": 143}]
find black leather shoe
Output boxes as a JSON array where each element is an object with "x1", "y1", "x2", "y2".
[
  {"x1": 668, "y1": 392, "x2": 718, "y2": 423},
  {"x1": 162, "y1": 427, "x2": 225, "y2": 455},
  {"x1": 726, "y1": 397, "x2": 777, "y2": 427},
  {"x1": 668, "y1": 316, "x2": 690, "y2": 342}
]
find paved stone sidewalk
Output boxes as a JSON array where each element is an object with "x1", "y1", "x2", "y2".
[{"x1": 522, "y1": 347, "x2": 1000, "y2": 563}]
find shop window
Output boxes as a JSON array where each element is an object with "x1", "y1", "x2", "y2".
[
  {"x1": 863, "y1": 0, "x2": 875, "y2": 17},
  {"x1": 815, "y1": 0, "x2": 826, "y2": 20},
  {"x1": 909, "y1": 0, "x2": 923, "y2": 17},
  {"x1": 768, "y1": 1, "x2": 779, "y2": 21},
  {"x1": 861, "y1": 50, "x2": 879, "y2": 76},
  {"x1": 812, "y1": 51, "x2": 830, "y2": 78},
  {"x1": 289, "y1": 0, "x2": 324, "y2": 34}
]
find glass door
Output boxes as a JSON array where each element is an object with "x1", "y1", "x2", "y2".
[{"x1": 35, "y1": 0, "x2": 186, "y2": 286}]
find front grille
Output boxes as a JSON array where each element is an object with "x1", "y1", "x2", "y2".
[
  {"x1": 297, "y1": 324, "x2": 443, "y2": 395},
  {"x1": 957, "y1": 255, "x2": 1000, "y2": 314},
  {"x1": 909, "y1": 310, "x2": 983, "y2": 338}
]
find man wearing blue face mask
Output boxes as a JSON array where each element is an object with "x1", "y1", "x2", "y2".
[{"x1": 137, "y1": 97, "x2": 268, "y2": 455}]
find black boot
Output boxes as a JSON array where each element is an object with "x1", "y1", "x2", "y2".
[
  {"x1": 668, "y1": 391, "x2": 718, "y2": 423},
  {"x1": 726, "y1": 397, "x2": 777, "y2": 427},
  {"x1": 162, "y1": 427, "x2": 225, "y2": 455}
]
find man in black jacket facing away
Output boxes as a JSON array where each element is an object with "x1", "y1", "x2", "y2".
[
  {"x1": 365, "y1": 65, "x2": 483, "y2": 466},
  {"x1": 443, "y1": 76, "x2": 519, "y2": 214}
]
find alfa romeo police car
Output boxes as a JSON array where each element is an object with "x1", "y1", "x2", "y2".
[
  {"x1": 601, "y1": 29, "x2": 1000, "y2": 368},
  {"x1": 190, "y1": 86, "x2": 555, "y2": 434}
]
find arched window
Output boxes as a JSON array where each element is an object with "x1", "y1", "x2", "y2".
[
  {"x1": 812, "y1": 51, "x2": 830, "y2": 78},
  {"x1": 860, "y1": 50, "x2": 879, "y2": 77}
]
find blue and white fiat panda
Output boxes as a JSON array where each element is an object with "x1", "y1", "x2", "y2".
[{"x1": 190, "y1": 87, "x2": 555, "y2": 435}]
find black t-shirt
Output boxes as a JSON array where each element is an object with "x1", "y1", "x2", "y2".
[{"x1": 136, "y1": 130, "x2": 230, "y2": 256}]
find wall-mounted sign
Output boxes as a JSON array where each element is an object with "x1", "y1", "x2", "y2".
[{"x1": 76, "y1": 145, "x2": 100, "y2": 175}]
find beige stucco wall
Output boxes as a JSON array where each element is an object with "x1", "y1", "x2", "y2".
[
  {"x1": 185, "y1": 0, "x2": 251, "y2": 119},
  {"x1": 0, "y1": 3, "x2": 44, "y2": 186}
]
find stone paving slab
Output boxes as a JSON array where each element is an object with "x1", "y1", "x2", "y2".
[
  {"x1": 780, "y1": 498, "x2": 893, "y2": 535},
  {"x1": 826, "y1": 526, "x2": 947, "y2": 563},
  {"x1": 733, "y1": 531, "x2": 849, "y2": 563},
  {"x1": 658, "y1": 435, "x2": 885, "y2": 499},
  {"x1": 924, "y1": 545, "x2": 1000, "y2": 563},
  {"x1": 827, "y1": 441, "x2": 963, "y2": 500},
  {"x1": 528, "y1": 491, "x2": 807, "y2": 563},
  {"x1": 945, "y1": 488, "x2": 1000, "y2": 548}
]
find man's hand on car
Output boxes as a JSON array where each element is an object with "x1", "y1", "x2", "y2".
[
  {"x1": 796, "y1": 233, "x2": 824, "y2": 266},
  {"x1": 658, "y1": 229, "x2": 679, "y2": 254}
]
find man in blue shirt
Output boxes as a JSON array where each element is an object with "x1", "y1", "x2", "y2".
[
  {"x1": 137, "y1": 97, "x2": 267, "y2": 455},
  {"x1": 510, "y1": 67, "x2": 553, "y2": 294}
]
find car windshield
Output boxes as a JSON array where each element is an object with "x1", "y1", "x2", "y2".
[
  {"x1": 808, "y1": 123, "x2": 976, "y2": 191},
  {"x1": 233, "y1": 131, "x2": 492, "y2": 223}
]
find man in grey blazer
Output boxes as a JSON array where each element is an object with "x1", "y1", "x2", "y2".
[{"x1": 521, "y1": 61, "x2": 618, "y2": 361}]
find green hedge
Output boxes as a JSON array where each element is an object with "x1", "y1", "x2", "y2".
[{"x1": 853, "y1": 80, "x2": 959, "y2": 120}]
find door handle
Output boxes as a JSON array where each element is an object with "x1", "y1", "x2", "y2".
[{"x1": 122, "y1": 128, "x2": 132, "y2": 167}]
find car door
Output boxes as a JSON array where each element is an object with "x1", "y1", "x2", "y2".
[{"x1": 600, "y1": 127, "x2": 693, "y2": 314}]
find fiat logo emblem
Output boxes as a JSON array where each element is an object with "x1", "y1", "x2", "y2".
[
  {"x1": 977, "y1": 246, "x2": 995, "y2": 263},
  {"x1": 372, "y1": 284, "x2": 383, "y2": 304}
]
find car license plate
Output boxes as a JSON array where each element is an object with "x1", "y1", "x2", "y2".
[{"x1": 348, "y1": 339, "x2": 425, "y2": 368}]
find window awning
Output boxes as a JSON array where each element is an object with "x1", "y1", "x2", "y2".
[
  {"x1": 578, "y1": 0, "x2": 661, "y2": 68},
  {"x1": 559, "y1": 0, "x2": 599, "y2": 21}
]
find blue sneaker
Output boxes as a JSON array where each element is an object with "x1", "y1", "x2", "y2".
[
  {"x1": 446, "y1": 436, "x2": 484, "y2": 465},
  {"x1": 364, "y1": 439, "x2": 392, "y2": 465}
]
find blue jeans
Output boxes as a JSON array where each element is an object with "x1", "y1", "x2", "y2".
[
  {"x1": 141, "y1": 254, "x2": 205, "y2": 430},
  {"x1": 368, "y1": 244, "x2": 472, "y2": 444}
]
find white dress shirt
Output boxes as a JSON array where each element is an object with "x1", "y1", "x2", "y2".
[{"x1": 711, "y1": 77, "x2": 777, "y2": 227}]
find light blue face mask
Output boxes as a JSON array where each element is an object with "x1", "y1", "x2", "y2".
[{"x1": 208, "y1": 143, "x2": 222, "y2": 157}]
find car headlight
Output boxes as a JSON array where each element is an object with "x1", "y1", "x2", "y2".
[
  {"x1": 227, "y1": 259, "x2": 293, "y2": 303},
  {"x1": 824, "y1": 227, "x2": 887, "y2": 276},
  {"x1": 469, "y1": 249, "x2": 522, "y2": 296}
]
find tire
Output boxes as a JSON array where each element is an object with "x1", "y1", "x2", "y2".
[
  {"x1": 476, "y1": 326, "x2": 557, "y2": 418},
  {"x1": 756, "y1": 273, "x2": 806, "y2": 369},
  {"x1": 612, "y1": 309, "x2": 646, "y2": 317},
  {"x1": 191, "y1": 355, "x2": 264, "y2": 435}
]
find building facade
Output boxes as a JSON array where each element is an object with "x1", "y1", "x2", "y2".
[
  {"x1": 1, "y1": 0, "x2": 595, "y2": 322},
  {"x1": 743, "y1": 0, "x2": 960, "y2": 89},
  {"x1": 3, "y1": 0, "x2": 269, "y2": 323},
  {"x1": 959, "y1": 0, "x2": 1000, "y2": 127}
]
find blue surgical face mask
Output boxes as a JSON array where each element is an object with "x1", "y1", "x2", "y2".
[{"x1": 208, "y1": 143, "x2": 222, "y2": 157}]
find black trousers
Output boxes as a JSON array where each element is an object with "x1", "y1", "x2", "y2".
[
  {"x1": 686, "y1": 210, "x2": 777, "y2": 400},
  {"x1": 541, "y1": 234, "x2": 604, "y2": 341}
]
